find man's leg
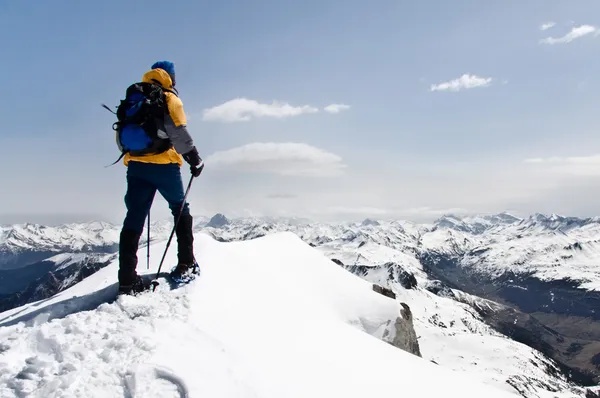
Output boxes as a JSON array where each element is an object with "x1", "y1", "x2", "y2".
[
  {"x1": 153, "y1": 164, "x2": 195, "y2": 268},
  {"x1": 119, "y1": 162, "x2": 157, "y2": 288}
]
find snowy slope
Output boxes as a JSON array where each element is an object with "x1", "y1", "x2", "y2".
[
  {"x1": 202, "y1": 214, "x2": 600, "y2": 392},
  {"x1": 0, "y1": 231, "x2": 529, "y2": 398}
]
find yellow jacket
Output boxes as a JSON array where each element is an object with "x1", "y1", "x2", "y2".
[{"x1": 124, "y1": 68, "x2": 193, "y2": 167}]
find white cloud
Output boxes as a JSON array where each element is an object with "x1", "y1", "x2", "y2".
[
  {"x1": 430, "y1": 74, "x2": 493, "y2": 92},
  {"x1": 540, "y1": 22, "x2": 556, "y2": 31},
  {"x1": 202, "y1": 98, "x2": 319, "y2": 122},
  {"x1": 540, "y1": 25, "x2": 598, "y2": 44},
  {"x1": 205, "y1": 142, "x2": 347, "y2": 177},
  {"x1": 324, "y1": 104, "x2": 351, "y2": 114},
  {"x1": 524, "y1": 154, "x2": 600, "y2": 176}
]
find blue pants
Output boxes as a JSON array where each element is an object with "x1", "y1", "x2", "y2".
[{"x1": 122, "y1": 161, "x2": 190, "y2": 234}]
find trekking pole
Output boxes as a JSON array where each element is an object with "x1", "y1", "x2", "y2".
[
  {"x1": 147, "y1": 209, "x2": 151, "y2": 270},
  {"x1": 151, "y1": 165, "x2": 203, "y2": 291}
]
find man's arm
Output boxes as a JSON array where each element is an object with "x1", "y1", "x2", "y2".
[
  {"x1": 163, "y1": 93, "x2": 202, "y2": 176},
  {"x1": 163, "y1": 94, "x2": 195, "y2": 155}
]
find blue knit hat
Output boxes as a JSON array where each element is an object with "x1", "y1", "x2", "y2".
[{"x1": 151, "y1": 60, "x2": 176, "y2": 86}]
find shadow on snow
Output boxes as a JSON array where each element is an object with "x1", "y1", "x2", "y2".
[{"x1": 0, "y1": 273, "x2": 177, "y2": 328}]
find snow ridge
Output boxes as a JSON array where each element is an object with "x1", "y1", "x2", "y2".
[{"x1": 0, "y1": 232, "x2": 527, "y2": 398}]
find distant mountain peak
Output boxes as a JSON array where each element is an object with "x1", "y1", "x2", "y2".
[
  {"x1": 491, "y1": 211, "x2": 521, "y2": 222},
  {"x1": 206, "y1": 213, "x2": 230, "y2": 228},
  {"x1": 361, "y1": 218, "x2": 380, "y2": 227},
  {"x1": 520, "y1": 213, "x2": 590, "y2": 231},
  {"x1": 433, "y1": 212, "x2": 523, "y2": 234}
]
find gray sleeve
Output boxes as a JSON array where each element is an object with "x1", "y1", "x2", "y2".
[{"x1": 163, "y1": 114, "x2": 195, "y2": 155}]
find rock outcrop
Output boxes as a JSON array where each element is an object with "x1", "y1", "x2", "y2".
[{"x1": 382, "y1": 302, "x2": 422, "y2": 357}]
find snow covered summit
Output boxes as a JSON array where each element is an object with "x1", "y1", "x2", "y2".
[{"x1": 0, "y1": 231, "x2": 521, "y2": 398}]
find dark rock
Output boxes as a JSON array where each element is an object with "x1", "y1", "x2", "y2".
[
  {"x1": 506, "y1": 374, "x2": 562, "y2": 397},
  {"x1": 345, "y1": 264, "x2": 371, "y2": 278},
  {"x1": 312, "y1": 235, "x2": 333, "y2": 245},
  {"x1": 379, "y1": 262, "x2": 418, "y2": 290},
  {"x1": 373, "y1": 284, "x2": 396, "y2": 299},
  {"x1": 397, "y1": 269, "x2": 417, "y2": 289},
  {"x1": 331, "y1": 258, "x2": 344, "y2": 267},
  {"x1": 205, "y1": 231, "x2": 229, "y2": 242},
  {"x1": 565, "y1": 242, "x2": 583, "y2": 250},
  {"x1": 425, "y1": 280, "x2": 456, "y2": 299},
  {"x1": 586, "y1": 389, "x2": 600, "y2": 398},
  {"x1": 428, "y1": 314, "x2": 447, "y2": 328}
]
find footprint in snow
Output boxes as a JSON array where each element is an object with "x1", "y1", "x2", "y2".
[{"x1": 124, "y1": 365, "x2": 189, "y2": 398}]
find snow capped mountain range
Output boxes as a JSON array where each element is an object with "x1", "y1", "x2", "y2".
[
  {"x1": 426, "y1": 212, "x2": 600, "y2": 289},
  {"x1": 2, "y1": 212, "x2": 600, "y2": 397}
]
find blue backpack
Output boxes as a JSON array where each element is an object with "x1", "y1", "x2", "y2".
[{"x1": 102, "y1": 82, "x2": 175, "y2": 164}]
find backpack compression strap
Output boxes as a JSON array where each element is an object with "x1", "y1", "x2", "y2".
[
  {"x1": 101, "y1": 104, "x2": 117, "y2": 115},
  {"x1": 104, "y1": 151, "x2": 128, "y2": 168}
]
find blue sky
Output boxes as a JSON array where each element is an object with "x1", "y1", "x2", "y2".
[{"x1": 2, "y1": 0, "x2": 600, "y2": 224}]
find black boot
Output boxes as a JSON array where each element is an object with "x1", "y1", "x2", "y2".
[
  {"x1": 171, "y1": 212, "x2": 199, "y2": 279},
  {"x1": 118, "y1": 228, "x2": 150, "y2": 294},
  {"x1": 118, "y1": 274, "x2": 151, "y2": 296},
  {"x1": 175, "y1": 212, "x2": 195, "y2": 266}
]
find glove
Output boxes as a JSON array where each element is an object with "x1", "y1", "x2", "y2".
[
  {"x1": 183, "y1": 147, "x2": 201, "y2": 166},
  {"x1": 191, "y1": 161, "x2": 204, "y2": 177},
  {"x1": 183, "y1": 147, "x2": 204, "y2": 177}
]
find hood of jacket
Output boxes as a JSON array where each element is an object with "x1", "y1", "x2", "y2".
[{"x1": 142, "y1": 68, "x2": 174, "y2": 89}]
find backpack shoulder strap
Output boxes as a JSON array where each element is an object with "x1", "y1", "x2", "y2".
[
  {"x1": 163, "y1": 87, "x2": 179, "y2": 97},
  {"x1": 149, "y1": 78, "x2": 179, "y2": 97}
]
